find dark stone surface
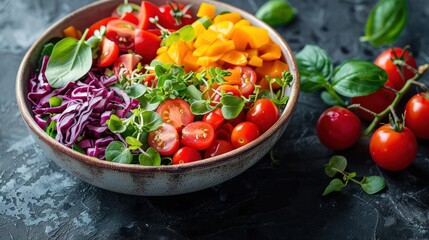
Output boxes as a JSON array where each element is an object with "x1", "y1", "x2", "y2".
[{"x1": 1, "y1": 0, "x2": 429, "y2": 239}]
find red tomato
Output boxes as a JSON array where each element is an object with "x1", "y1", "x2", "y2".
[
  {"x1": 134, "y1": 29, "x2": 161, "y2": 63},
  {"x1": 121, "y1": 12, "x2": 139, "y2": 25},
  {"x1": 204, "y1": 140, "x2": 235, "y2": 158},
  {"x1": 215, "y1": 123, "x2": 234, "y2": 140},
  {"x1": 246, "y1": 98, "x2": 279, "y2": 133},
  {"x1": 106, "y1": 20, "x2": 137, "y2": 51},
  {"x1": 86, "y1": 17, "x2": 117, "y2": 39},
  {"x1": 405, "y1": 92, "x2": 429, "y2": 139},
  {"x1": 113, "y1": 53, "x2": 140, "y2": 77},
  {"x1": 225, "y1": 110, "x2": 245, "y2": 127},
  {"x1": 156, "y1": 99, "x2": 194, "y2": 131},
  {"x1": 96, "y1": 37, "x2": 119, "y2": 67},
  {"x1": 374, "y1": 47, "x2": 417, "y2": 90},
  {"x1": 203, "y1": 108, "x2": 224, "y2": 130},
  {"x1": 138, "y1": 1, "x2": 169, "y2": 30},
  {"x1": 230, "y1": 66, "x2": 257, "y2": 97},
  {"x1": 370, "y1": 124, "x2": 418, "y2": 171},
  {"x1": 172, "y1": 146, "x2": 202, "y2": 164},
  {"x1": 351, "y1": 88, "x2": 395, "y2": 121},
  {"x1": 231, "y1": 122, "x2": 261, "y2": 148},
  {"x1": 181, "y1": 121, "x2": 215, "y2": 151},
  {"x1": 159, "y1": 3, "x2": 194, "y2": 30},
  {"x1": 316, "y1": 106, "x2": 362, "y2": 150},
  {"x1": 148, "y1": 123, "x2": 180, "y2": 156},
  {"x1": 143, "y1": 75, "x2": 156, "y2": 87},
  {"x1": 212, "y1": 85, "x2": 241, "y2": 105}
]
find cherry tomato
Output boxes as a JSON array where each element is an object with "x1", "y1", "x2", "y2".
[
  {"x1": 148, "y1": 123, "x2": 180, "y2": 156},
  {"x1": 374, "y1": 47, "x2": 417, "y2": 90},
  {"x1": 405, "y1": 92, "x2": 429, "y2": 139},
  {"x1": 181, "y1": 121, "x2": 215, "y2": 151},
  {"x1": 225, "y1": 110, "x2": 245, "y2": 127},
  {"x1": 370, "y1": 124, "x2": 418, "y2": 171},
  {"x1": 211, "y1": 85, "x2": 241, "y2": 104},
  {"x1": 120, "y1": 12, "x2": 139, "y2": 25},
  {"x1": 246, "y1": 98, "x2": 279, "y2": 133},
  {"x1": 134, "y1": 29, "x2": 161, "y2": 63},
  {"x1": 159, "y1": 3, "x2": 194, "y2": 30},
  {"x1": 203, "y1": 108, "x2": 224, "y2": 130},
  {"x1": 106, "y1": 20, "x2": 137, "y2": 51},
  {"x1": 96, "y1": 37, "x2": 119, "y2": 67},
  {"x1": 231, "y1": 122, "x2": 261, "y2": 148},
  {"x1": 138, "y1": 1, "x2": 169, "y2": 30},
  {"x1": 156, "y1": 99, "x2": 194, "y2": 131},
  {"x1": 230, "y1": 66, "x2": 257, "y2": 97},
  {"x1": 215, "y1": 123, "x2": 234, "y2": 140},
  {"x1": 86, "y1": 17, "x2": 117, "y2": 39},
  {"x1": 316, "y1": 106, "x2": 362, "y2": 150},
  {"x1": 350, "y1": 88, "x2": 395, "y2": 121},
  {"x1": 113, "y1": 53, "x2": 140, "y2": 77},
  {"x1": 172, "y1": 146, "x2": 202, "y2": 164},
  {"x1": 204, "y1": 140, "x2": 235, "y2": 158}
]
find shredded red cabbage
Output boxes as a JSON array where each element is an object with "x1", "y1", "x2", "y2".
[{"x1": 28, "y1": 56, "x2": 139, "y2": 159}]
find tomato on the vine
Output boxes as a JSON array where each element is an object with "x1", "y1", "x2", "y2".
[
  {"x1": 204, "y1": 139, "x2": 235, "y2": 158},
  {"x1": 106, "y1": 19, "x2": 137, "y2": 51},
  {"x1": 96, "y1": 37, "x2": 119, "y2": 67},
  {"x1": 369, "y1": 124, "x2": 418, "y2": 171},
  {"x1": 172, "y1": 146, "x2": 202, "y2": 164},
  {"x1": 148, "y1": 123, "x2": 180, "y2": 156},
  {"x1": 374, "y1": 47, "x2": 417, "y2": 90},
  {"x1": 156, "y1": 99, "x2": 194, "y2": 131},
  {"x1": 350, "y1": 88, "x2": 395, "y2": 121},
  {"x1": 181, "y1": 121, "x2": 215, "y2": 151},
  {"x1": 134, "y1": 29, "x2": 161, "y2": 63},
  {"x1": 159, "y1": 3, "x2": 194, "y2": 30},
  {"x1": 231, "y1": 122, "x2": 261, "y2": 148},
  {"x1": 246, "y1": 98, "x2": 279, "y2": 133},
  {"x1": 405, "y1": 92, "x2": 429, "y2": 139},
  {"x1": 316, "y1": 106, "x2": 362, "y2": 150}
]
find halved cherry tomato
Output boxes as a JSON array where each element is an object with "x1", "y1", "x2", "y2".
[
  {"x1": 134, "y1": 29, "x2": 161, "y2": 63},
  {"x1": 113, "y1": 53, "x2": 140, "y2": 76},
  {"x1": 156, "y1": 99, "x2": 194, "y2": 131},
  {"x1": 181, "y1": 121, "x2": 215, "y2": 151},
  {"x1": 231, "y1": 122, "x2": 261, "y2": 148},
  {"x1": 138, "y1": 1, "x2": 168, "y2": 30},
  {"x1": 405, "y1": 92, "x2": 429, "y2": 139},
  {"x1": 172, "y1": 146, "x2": 202, "y2": 164},
  {"x1": 86, "y1": 16, "x2": 117, "y2": 39},
  {"x1": 159, "y1": 3, "x2": 194, "y2": 30},
  {"x1": 211, "y1": 85, "x2": 241, "y2": 105},
  {"x1": 121, "y1": 12, "x2": 140, "y2": 25},
  {"x1": 203, "y1": 108, "x2": 224, "y2": 130},
  {"x1": 246, "y1": 98, "x2": 279, "y2": 133},
  {"x1": 204, "y1": 139, "x2": 235, "y2": 158},
  {"x1": 148, "y1": 123, "x2": 180, "y2": 156},
  {"x1": 97, "y1": 37, "x2": 119, "y2": 67},
  {"x1": 351, "y1": 88, "x2": 395, "y2": 121},
  {"x1": 106, "y1": 20, "x2": 137, "y2": 51},
  {"x1": 370, "y1": 124, "x2": 417, "y2": 171},
  {"x1": 374, "y1": 47, "x2": 417, "y2": 90},
  {"x1": 230, "y1": 66, "x2": 257, "y2": 97}
]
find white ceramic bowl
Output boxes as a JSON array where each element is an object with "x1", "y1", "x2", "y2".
[{"x1": 16, "y1": 0, "x2": 300, "y2": 196}]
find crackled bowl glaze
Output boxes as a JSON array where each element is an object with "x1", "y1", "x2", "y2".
[{"x1": 16, "y1": 0, "x2": 299, "y2": 196}]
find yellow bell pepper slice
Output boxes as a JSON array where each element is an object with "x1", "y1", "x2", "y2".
[
  {"x1": 183, "y1": 52, "x2": 200, "y2": 72},
  {"x1": 63, "y1": 26, "x2": 82, "y2": 39},
  {"x1": 208, "y1": 21, "x2": 234, "y2": 38},
  {"x1": 213, "y1": 12, "x2": 242, "y2": 24},
  {"x1": 221, "y1": 51, "x2": 248, "y2": 66},
  {"x1": 238, "y1": 26, "x2": 269, "y2": 49},
  {"x1": 167, "y1": 40, "x2": 190, "y2": 65},
  {"x1": 231, "y1": 28, "x2": 248, "y2": 51},
  {"x1": 194, "y1": 29, "x2": 218, "y2": 48},
  {"x1": 197, "y1": 3, "x2": 216, "y2": 19},
  {"x1": 205, "y1": 40, "x2": 235, "y2": 56},
  {"x1": 193, "y1": 45, "x2": 210, "y2": 57},
  {"x1": 155, "y1": 52, "x2": 174, "y2": 64},
  {"x1": 197, "y1": 55, "x2": 223, "y2": 66},
  {"x1": 248, "y1": 55, "x2": 263, "y2": 67},
  {"x1": 259, "y1": 43, "x2": 282, "y2": 61},
  {"x1": 255, "y1": 60, "x2": 289, "y2": 79}
]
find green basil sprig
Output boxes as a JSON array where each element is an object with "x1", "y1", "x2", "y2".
[
  {"x1": 296, "y1": 44, "x2": 388, "y2": 106},
  {"x1": 360, "y1": 0, "x2": 408, "y2": 47},
  {"x1": 256, "y1": 0, "x2": 297, "y2": 27}
]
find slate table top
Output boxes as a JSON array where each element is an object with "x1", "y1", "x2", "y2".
[{"x1": 1, "y1": 0, "x2": 428, "y2": 239}]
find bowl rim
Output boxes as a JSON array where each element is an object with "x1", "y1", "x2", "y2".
[{"x1": 16, "y1": 0, "x2": 300, "y2": 174}]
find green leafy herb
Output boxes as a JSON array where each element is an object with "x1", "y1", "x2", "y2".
[
  {"x1": 37, "y1": 43, "x2": 54, "y2": 71},
  {"x1": 115, "y1": 2, "x2": 140, "y2": 16},
  {"x1": 322, "y1": 155, "x2": 386, "y2": 196},
  {"x1": 72, "y1": 144, "x2": 86, "y2": 154},
  {"x1": 139, "y1": 147, "x2": 161, "y2": 166},
  {"x1": 220, "y1": 95, "x2": 245, "y2": 119},
  {"x1": 45, "y1": 120, "x2": 57, "y2": 138},
  {"x1": 360, "y1": 0, "x2": 408, "y2": 47},
  {"x1": 256, "y1": 0, "x2": 297, "y2": 27},
  {"x1": 164, "y1": 25, "x2": 196, "y2": 46},
  {"x1": 45, "y1": 30, "x2": 92, "y2": 88},
  {"x1": 105, "y1": 141, "x2": 133, "y2": 164}
]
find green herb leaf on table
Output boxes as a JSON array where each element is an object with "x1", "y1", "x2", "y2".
[
  {"x1": 255, "y1": 0, "x2": 297, "y2": 27},
  {"x1": 105, "y1": 141, "x2": 133, "y2": 164},
  {"x1": 324, "y1": 155, "x2": 347, "y2": 177},
  {"x1": 360, "y1": 0, "x2": 408, "y2": 47},
  {"x1": 361, "y1": 176, "x2": 386, "y2": 194},
  {"x1": 322, "y1": 178, "x2": 346, "y2": 196}
]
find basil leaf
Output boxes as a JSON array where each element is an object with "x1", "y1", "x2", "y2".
[
  {"x1": 324, "y1": 155, "x2": 347, "y2": 178},
  {"x1": 45, "y1": 35, "x2": 92, "y2": 88},
  {"x1": 105, "y1": 141, "x2": 132, "y2": 164},
  {"x1": 361, "y1": 176, "x2": 386, "y2": 194},
  {"x1": 331, "y1": 60, "x2": 387, "y2": 97},
  {"x1": 256, "y1": 0, "x2": 297, "y2": 27},
  {"x1": 322, "y1": 178, "x2": 346, "y2": 196},
  {"x1": 296, "y1": 45, "x2": 333, "y2": 92},
  {"x1": 360, "y1": 0, "x2": 407, "y2": 47},
  {"x1": 139, "y1": 147, "x2": 161, "y2": 166},
  {"x1": 220, "y1": 95, "x2": 245, "y2": 119},
  {"x1": 320, "y1": 91, "x2": 342, "y2": 106}
]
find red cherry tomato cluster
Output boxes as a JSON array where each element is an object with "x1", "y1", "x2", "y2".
[{"x1": 316, "y1": 47, "x2": 426, "y2": 172}]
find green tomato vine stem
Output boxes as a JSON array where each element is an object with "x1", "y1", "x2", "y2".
[{"x1": 363, "y1": 64, "x2": 429, "y2": 136}]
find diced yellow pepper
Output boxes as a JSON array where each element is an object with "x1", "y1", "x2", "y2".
[
  {"x1": 192, "y1": 20, "x2": 207, "y2": 36},
  {"x1": 239, "y1": 26, "x2": 269, "y2": 49},
  {"x1": 197, "y1": 55, "x2": 223, "y2": 66},
  {"x1": 231, "y1": 28, "x2": 248, "y2": 51},
  {"x1": 223, "y1": 68, "x2": 242, "y2": 85},
  {"x1": 208, "y1": 21, "x2": 234, "y2": 38},
  {"x1": 205, "y1": 40, "x2": 235, "y2": 56},
  {"x1": 186, "y1": 40, "x2": 195, "y2": 51},
  {"x1": 155, "y1": 52, "x2": 174, "y2": 64},
  {"x1": 255, "y1": 60, "x2": 289, "y2": 79},
  {"x1": 246, "y1": 49, "x2": 259, "y2": 58},
  {"x1": 196, "y1": 3, "x2": 216, "y2": 19},
  {"x1": 234, "y1": 19, "x2": 251, "y2": 28},
  {"x1": 157, "y1": 46, "x2": 168, "y2": 55},
  {"x1": 63, "y1": 26, "x2": 82, "y2": 39},
  {"x1": 248, "y1": 55, "x2": 263, "y2": 67},
  {"x1": 259, "y1": 43, "x2": 282, "y2": 61},
  {"x1": 221, "y1": 51, "x2": 248, "y2": 66},
  {"x1": 183, "y1": 52, "x2": 200, "y2": 72},
  {"x1": 193, "y1": 45, "x2": 210, "y2": 57},
  {"x1": 213, "y1": 12, "x2": 242, "y2": 24},
  {"x1": 194, "y1": 29, "x2": 218, "y2": 48},
  {"x1": 167, "y1": 40, "x2": 190, "y2": 65}
]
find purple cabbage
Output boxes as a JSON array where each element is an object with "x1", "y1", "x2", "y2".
[{"x1": 28, "y1": 56, "x2": 139, "y2": 159}]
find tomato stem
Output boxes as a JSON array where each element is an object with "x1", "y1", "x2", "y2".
[{"x1": 363, "y1": 64, "x2": 429, "y2": 136}]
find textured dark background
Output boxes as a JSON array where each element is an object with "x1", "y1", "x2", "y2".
[{"x1": 1, "y1": 0, "x2": 429, "y2": 239}]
